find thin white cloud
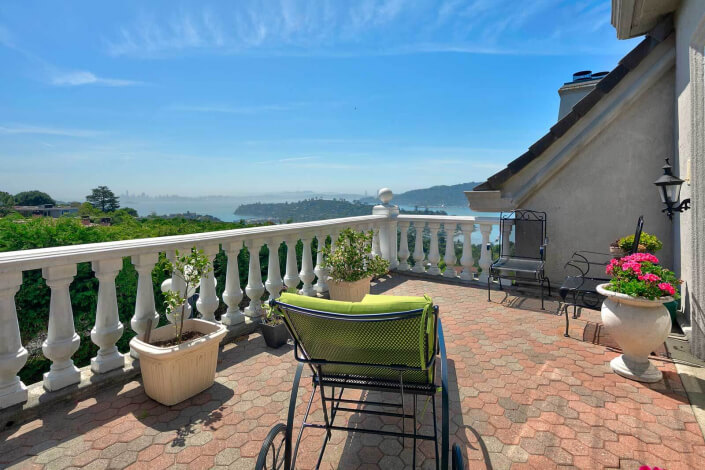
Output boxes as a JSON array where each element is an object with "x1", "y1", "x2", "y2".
[
  {"x1": 0, "y1": 124, "x2": 103, "y2": 138},
  {"x1": 169, "y1": 104, "x2": 292, "y2": 114},
  {"x1": 253, "y1": 156, "x2": 318, "y2": 165},
  {"x1": 49, "y1": 70, "x2": 143, "y2": 87}
]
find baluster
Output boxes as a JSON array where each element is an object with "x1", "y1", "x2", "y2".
[
  {"x1": 443, "y1": 223, "x2": 458, "y2": 278},
  {"x1": 478, "y1": 224, "x2": 493, "y2": 283},
  {"x1": 166, "y1": 249, "x2": 192, "y2": 324},
  {"x1": 388, "y1": 219, "x2": 399, "y2": 270},
  {"x1": 90, "y1": 259, "x2": 125, "y2": 373},
  {"x1": 372, "y1": 227, "x2": 381, "y2": 256},
  {"x1": 244, "y1": 239, "x2": 265, "y2": 319},
  {"x1": 222, "y1": 242, "x2": 245, "y2": 326},
  {"x1": 299, "y1": 236, "x2": 315, "y2": 296},
  {"x1": 411, "y1": 222, "x2": 426, "y2": 273},
  {"x1": 131, "y1": 253, "x2": 159, "y2": 357},
  {"x1": 427, "y1": 222, "x2": 442, "y2": 275},
  {"x1": 501, "y1": 221, "x2": 513, "y2": 256},
  {"x1": 397, "y1": 221, "x2": 410, "y2": 271},
  {"x1": 0, "y1": 272, "x2": 28, "y2": 408},
  {"x1": 459, "y1": 224, "x2": 476, "y2": 281},
  {"x1": 284, "y1": 238, "x2": 300, "y2": 291},
  {"x1": 42, "y1": 265, "x2": 80, "y2": 391},
  {"x1": 314, "y1": 233, "x2": 329, "y2": 294},
  {"x1": 196, "y1": 245, "x2": 220, "y2": 322},
  {"x1": 265, "y1": 238, "x2": 284, "y2": 300}
]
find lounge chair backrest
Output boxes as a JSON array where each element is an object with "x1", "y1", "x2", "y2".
[
  {"x1": 273, "y1": 293, "x2": 436, "y2": 384},
  {"x1": 501, "y1": 210, "x2": 547, "y2": 260}
]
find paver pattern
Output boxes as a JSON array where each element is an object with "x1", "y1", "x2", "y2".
[{"x1": 1, "y1": 275, "x2": 704, "y2": 469}]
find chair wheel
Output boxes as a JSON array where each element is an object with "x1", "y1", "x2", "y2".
[{"x1": 255, "y1": 423, "x2": 288, "y2": 470}]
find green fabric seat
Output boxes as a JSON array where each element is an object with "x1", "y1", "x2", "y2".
[{"x1": 275, "y1": 293, "x2": 436, "y2": 384}]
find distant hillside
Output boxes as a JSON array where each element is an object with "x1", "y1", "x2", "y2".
[
  {"x1": 234, "y1": 198, "x2": 446, "y2": 223},
  {"x1": 361, "y1": 182, "x2": 481, "y2": 206}
]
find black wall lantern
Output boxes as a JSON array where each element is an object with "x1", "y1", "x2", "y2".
[{"x1": 654, "y1": 158, "x2": 690, "y2": 220}]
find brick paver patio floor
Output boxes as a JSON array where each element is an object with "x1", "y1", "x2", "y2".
[{"x1": 2, "y1": 275, "x2": 704, "y2": 469}]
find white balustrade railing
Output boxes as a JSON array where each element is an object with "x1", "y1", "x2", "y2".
[{"x1": 0, "y1": 199, "x2": 504, "y2": 411}]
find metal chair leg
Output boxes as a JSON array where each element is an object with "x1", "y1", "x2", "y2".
[{"x1": 487, "y1": 274, "x2": 491, "y2": 302}]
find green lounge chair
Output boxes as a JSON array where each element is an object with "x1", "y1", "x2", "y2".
[{"x1": 255, "y1": 293, "x2": 464, "y2": 470}]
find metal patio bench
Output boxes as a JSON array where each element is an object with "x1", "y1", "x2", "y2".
[
  {"x1": 488, "y1": 209, "x2": 551, "y2": 309},
  {"x1": 559, "y1": 215, "x2": 644, "y2": 336},
  {"x1": 255, "y1": 292, "x2": 465, "y2": 470}
]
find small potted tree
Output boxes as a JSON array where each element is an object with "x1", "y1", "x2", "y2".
[
  {"x1": 321, "y1": 228, "x2": 389, "y2": 302},
  {"x1": 596, "y1": 253, "x2": 680, "y2": 383},
  {"x1": 130, "y1": 247, "x2": 227, "y2": 405}
]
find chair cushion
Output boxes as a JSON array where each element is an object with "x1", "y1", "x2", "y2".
[{"x1": 275, "y1": 293, "x2": 435, "y2": 382}]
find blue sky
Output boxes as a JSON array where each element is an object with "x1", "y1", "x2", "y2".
[{"x1": 0, "y1": 0, "x2": 639, "y2": 200}]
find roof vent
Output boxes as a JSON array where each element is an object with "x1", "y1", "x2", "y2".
[
  {"x1": 572, "y1": 70, "x2": 593, "y2": 82},
  {"x1": 591, "y1": 71, "x2": 609, "y2": 80}
]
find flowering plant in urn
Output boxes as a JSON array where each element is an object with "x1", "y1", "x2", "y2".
[{"x1": 603, "y1": 253, "x2": 680, "y2": 300}]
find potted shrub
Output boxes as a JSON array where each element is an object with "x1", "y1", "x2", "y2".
[
  {"x1": 618, "y1": 232, "x2": 663, "y2": 254},
  {"x1": 130, "y1": 248, "x2": 227, "y2": 405},
  {"x1": 261, "y1": 301, "x2": 290, "y2": 348},
  {"x1": 596, "y1": 253, "x2": 680, "y2": 383},
  {"x1": 321, "y1": 228, "x2": 390, "y2": 302}
]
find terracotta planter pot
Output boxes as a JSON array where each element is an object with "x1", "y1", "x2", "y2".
[
  {"x1": 596, "y1": 284, "x2": 672, "y2": 383},
  {"x1": 130, "y1": 319, "x2": 227, "y2": 406},
  {"x1": 261, "y1": 322, "x2": 290, "y2": 348},
  {"x1": 609, "y1": 246, "x2": 625, "y2": 256},
  {"x1": 327, "y1": 277, "x2": 372, "y2": 302}
]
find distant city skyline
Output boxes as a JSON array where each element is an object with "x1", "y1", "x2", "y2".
[{"x1": 1, "y1": 1, "x2": 639, "y2": 200}]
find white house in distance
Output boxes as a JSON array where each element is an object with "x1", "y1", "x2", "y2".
[{"x1": 466, "y1": 0, "x2": 705, "y2": 360}]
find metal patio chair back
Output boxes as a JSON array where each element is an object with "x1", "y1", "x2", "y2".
[{"x1": 489, "y1": 209, "x2": 551, "y2": 309}]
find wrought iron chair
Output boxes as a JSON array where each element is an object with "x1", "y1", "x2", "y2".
[
  {"x1": 255, "y1": 293, "x2": 465, "y2": 470},
  {"x1": 559, "y1": 215, "x2": 644, "y2": 336},
  {"x1": 488, "y1": 209, "x2": 551, "y2": 309}
]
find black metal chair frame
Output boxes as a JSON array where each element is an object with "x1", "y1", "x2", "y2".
[
  {"x1": 255, "y1": 299, "x2": 465, "y2": 470},
  {"x1": 488, "y1": 209, "x2": 551, "y2": 309},
  {"x1": 559, "y1": 216, "x2": 644, "y2": 337}
]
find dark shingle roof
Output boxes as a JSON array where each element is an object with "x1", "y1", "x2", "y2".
[{"x1": 474, "y1": 16, "x2": 674, "y2": 192}]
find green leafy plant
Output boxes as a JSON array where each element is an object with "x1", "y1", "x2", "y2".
[
  {"x1": 262, "y1": 287, "x2": 297, "y2": 326},
  {"x1": 618, "y1": 232, "x2": 662, "y2": 253},
  {"x1": 604, "y1": 253, "x2": 681, "y2": 300},
  {"x1": 163, "y1": 247, "x2": 211, "y2": 344},
  {"x1": 321, "y1": 228, "x2": 389, "y2": 282}
]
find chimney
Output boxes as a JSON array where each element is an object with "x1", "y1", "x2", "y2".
[{"x1": 557, "y1": 71, "x2": 608, "y2": 120}]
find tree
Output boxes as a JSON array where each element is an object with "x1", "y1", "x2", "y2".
[
  {"x1": 86, "y1": 186, "x2": 120, "y2": 212},
  {"x1": 14, "y1": 190, "x2": 55, "y2": 206},
  {"x1": 0, "y1": 191, "x2": 14, "y2": 207}
]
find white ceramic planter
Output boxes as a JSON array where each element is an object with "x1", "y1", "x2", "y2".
[
  {"x1": 327, "y1": 277, "x2": 372, "y2": 302},
  {"x1": 596, "y1": 284, "x2": 672, "y2": 383},
  {"x1": 130, "y1": 319, "x2": 227, "y2": 405}
]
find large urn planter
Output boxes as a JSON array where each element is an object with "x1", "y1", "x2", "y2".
[
  {"x1": 327, "y1": 276, "x2": 372, "y2": 302},
  {"x1": 130, "y1": 319, "x2": 227, "y2": 406},
  {"x1": 596, "y1": 284, "x2": 672, "y2": 383}
]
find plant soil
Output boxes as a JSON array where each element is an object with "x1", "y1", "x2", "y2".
[{"x1": 151, "y1": 330, "x2": 205, "y2": 348}]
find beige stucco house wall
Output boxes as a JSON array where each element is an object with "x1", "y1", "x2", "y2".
[{"x1": 467, "y1": 0, "x2": 705, "y2": 359}]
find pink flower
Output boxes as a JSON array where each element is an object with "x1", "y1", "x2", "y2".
[
  {"x1": 638, "y1": 273, "x2": 661, "y2": 282},
  {"x1": 626, "y1": 253, "x2": 659, "y2": 264},
  {"x1": 606, "y1": 265, "x2": 614, "y2": 275},
  {"x1": 658, "y1": 283, "x2": 675, "y2": 296},
  {"x1": 622, "y1": 261, "x2": 642, "y2": 274}
]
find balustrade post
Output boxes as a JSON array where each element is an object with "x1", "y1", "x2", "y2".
[
  {"x1": 478, "y1": 224, "x2": 493, "y2": 283},
  {"x1": 130, "y1": 253, "x2": 159, "y2": 357},
  {"x1": 443, "y1": 223, "x2": 458, "y2": 278},
  {"x1": 388, "y1": 217, "x2": 399, "y2": 270},
  {"x1": 372, "y1": 188, "x2": 399, "y2": 267},
  {"x1": 42, "y1": 265, "x2": 80, "y2": 391},
  {"x1": 244, "y1": 239, "x2": 265, "y2": 319},
  {"x1": 299, "y1": 236, "x2": 315, "y2": 296},
  {"x1": 0, "y1": 272, "x2": 28, "y2": 408},
  {"x1": 222, "y1": 242, "x2": 245, "y2": 326},
  {"x1": 459, "y1": 224, "x2": 476, "y2": 281},
  {"x1": 196, "y1": 245, "x2": 220, "y2": 322},
  {"x1": 265, "y1": 238, "x2": 284, "y2": 300},
  {"x1": 501, "y1": 221, "x2": 513, "y2": 256},
  {"x1": 397, "y1": 221, "x2": 410, "y2": 270},
  {"x1": 166, "y1": 250, "x2": 192, "y2": 324},
  {"x1": 314, "y1": 233, "x2": 329, "y2": 294},
  {"x1": 427, "y1": 222, "x2": 442, "y2": 275},
  {"x1": 411, "y1": 222, "x2": 426, "y2": 273},
  {"x1": 284, "y1": 238, "x2": 300, "y2": 291},
  {"x1": 90, "y1": 259, "x2": 125, "y2": 374},
  {"x1": 372, "y1": 227, "x2": 381, "y2": 256}
]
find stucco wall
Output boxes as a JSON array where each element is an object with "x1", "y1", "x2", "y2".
[
  {"x1": 519, "y1": 68, "x2": 675, "y2": 283},
  {"x1": 674, "y1": 0, "x2": 705, "y2": 357}
]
